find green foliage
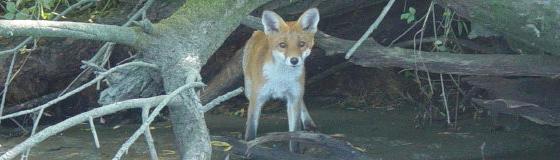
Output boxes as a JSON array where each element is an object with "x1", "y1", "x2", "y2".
[
  {"x1": 2, "y1": 0, "x2": 66, "y2": 20},
  {"x1": 400, "y1": 7, "x2": 416, "y2": 24}
]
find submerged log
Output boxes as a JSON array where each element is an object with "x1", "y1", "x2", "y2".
[
  {"x1": 247, "y1": 132, "x2": 371, "y2": 160},
  {"x1": 211, "y1": 131, "x2": 372, "y2": 160},
  {"x1": 211, "y1": 136, "x2": 320, "y2": 160},
  {"x1": 465, "y1": 77, "x2": 560, "y2": 126}
]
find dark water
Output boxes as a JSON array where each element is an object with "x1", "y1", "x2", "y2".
[{"x1": 1, "y1": 102, "x2": 558, "y2": 160}]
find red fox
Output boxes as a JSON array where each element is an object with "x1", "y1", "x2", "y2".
[{"x1": 242, "y1": 8, "x2": 320, "y2": 151}]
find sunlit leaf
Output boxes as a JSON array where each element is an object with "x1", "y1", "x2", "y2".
[
  {"x1": 211, "y1": 141, "x2": 232, "y2": 151},
  {"x1": 400, "y1": 13, "x2": 409, "y2": 20},
  {"x1": 409, "y1": 7, "x2": 416, "y2": 14},
  {"x1": 407, "y1": 17, "x2": 414, "y2": 24}
]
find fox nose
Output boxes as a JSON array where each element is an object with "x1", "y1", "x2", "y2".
[{"x1": 290, "y1": 58, "x2": 299, "y2": 65}]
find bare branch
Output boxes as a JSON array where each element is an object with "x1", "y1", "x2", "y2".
[
  {"x1": 0, "y1": 95, "x2": 167, "y2": 160},
  {"x1": 344, "y1": 0, "x2": 395, "y2": 59},
  {"x1": 201, "y1": 87, "x2": 243, "y2": 112},
  {"x1": 0, "y1": 62, "x2": 158, "y2": 120},
  {"x1": 142, "y1": 106, "x2": 158, "y2": 160},
  {"x1": 112, "y1": 82, "x2": 205, "y2": 160},
  {"x1": 0, "y1": 20, "x2": 143, "y2": 46},
  {"x1": 0, "y1": 52, "x2": 18, "y2": 125}
]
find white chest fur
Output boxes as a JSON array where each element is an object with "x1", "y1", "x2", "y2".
[{"x1": 260, "y1": 62, "x2": 303, "y2": 100}]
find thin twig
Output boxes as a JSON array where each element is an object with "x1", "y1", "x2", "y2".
[
  {"x1": 344, "y1": 0, "x2": 395, "y2": 59},
  {"x1": 142, "y1": 106, "x2": 158, "y2": 160},
  {"x1": 0, "y1": 52, "x2": 18, "y2": 125},
  {"x1": 0, "y1": 62, "x2": 158, "y2": 120},
  {"x1": 0, "y1": 37, "x2": 32, "y2": 56},
  {"x1": 89, "y1": 116, "x2": 101, "y2": 148},
  {"x1": 202, "y1": 87, "x2": 244, "y2": 112},
  {"x1": 439, "y1": 74, "x2": 451, "y2": 125},
  {"x1": 112, "y1": 82, "x2": 205, "y2": 160},
  {"x1": 8, "y1": 118, "x2": 28, "y2": 134}
]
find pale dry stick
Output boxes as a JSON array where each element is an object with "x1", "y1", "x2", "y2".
[
  {"x1": 344, "y1": 0, "x2": 395, "y2": 59},
  {"x1": 0, "y1": 62, "x2": 158, "y2": 120},
  {"x1": 20, "y1": 62, "x2": 156, "y2": 160},
  {"x1": 201, "y1": 87, "x2": 244, "y2": 112},
  {"x1": 439, "y1": 74, "x2": 451, "y2": 125},
  {"x1": 0, "y1": 52, "x2": 18, "y2": 125},
  {"x1": 89, "y1": 116, "x2": 101, "y2": 148},
  {"x1": 0, "y1": 95, "x2": 169, "y2": 160},
  {"x1": 112, "y1": 82, "x2": 206, "y2": 160},
  {"x1": 142, "y1": 106, "x2": 158, "y2": 160},
  {"x1": 22, "y1": 107, "x2": 44, "y2": 160}
]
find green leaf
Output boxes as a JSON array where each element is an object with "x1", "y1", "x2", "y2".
[
  {"x1": 400, "y1": 13, "x2": 409, "y2": 20},
  {"x1": 6, "y1": 2, "x2": 17, "y2": 12},
  {"x1": 407, "y1": 17, "x2": 414, "y2": 24},
  {"x1": 409, "y1": 7, "x2": 416, "y2": 14},
  {"x1": 4, "y1": 13, "x2": 15, "y2": 19}
]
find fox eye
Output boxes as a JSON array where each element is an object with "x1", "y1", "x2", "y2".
[
  {"x1": 278, "y1": 42, "x2": 287, "y2": 48},
  {"x1": 298, "y1": 41, "x2": 306, "y2": 47}
]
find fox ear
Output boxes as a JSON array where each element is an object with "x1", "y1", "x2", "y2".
[
  {"x1": 297, "y1": 8, "x2": 320, "y2": 33},
  {"x1": 262, "y1": 10, "x2": 286, "y2": 34}
]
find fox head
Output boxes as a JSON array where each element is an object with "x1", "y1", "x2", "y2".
[{"x1": 261, "y1": 8, "x2": 320, "y2": 67}]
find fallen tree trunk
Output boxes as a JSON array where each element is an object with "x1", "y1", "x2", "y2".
[
  {"x1": 348, "y1": 43, "x2": 560, "y2": 77},
  {"x1": 436, "y1": 0, "x2": 560, "y2": 56}
]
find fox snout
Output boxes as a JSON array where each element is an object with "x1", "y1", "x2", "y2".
[{"x1": 272, "y1": 48, "x2": 312, "y2": 67}]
